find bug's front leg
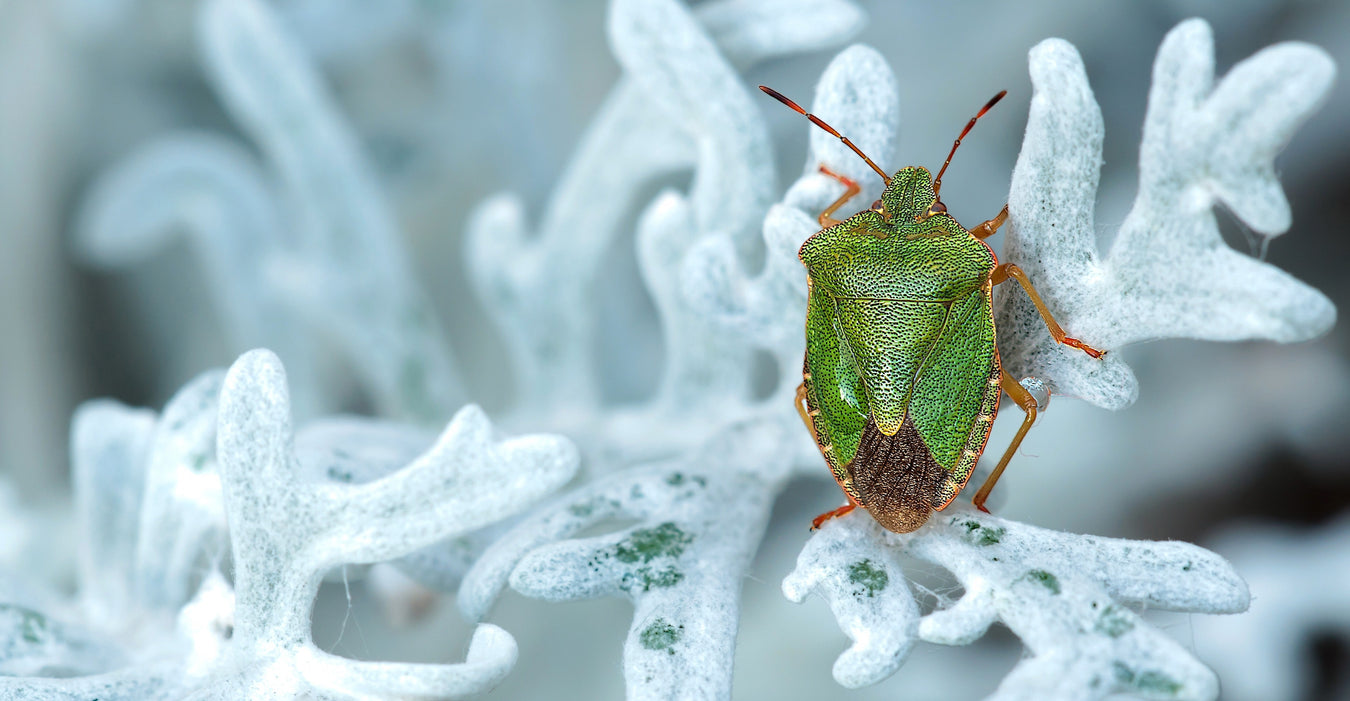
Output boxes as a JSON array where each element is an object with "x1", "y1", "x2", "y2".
[
  {"x1": 816, "y1": 164, "x2": 862, "y2": 228},
  {"x1": 990, "y1": 263, "x2": 1106, "y2": 358},
  {"x1": 968, "y1": 204, "x2": 1008, "y2": 240},
  {"x1": 971, "y1": 370, "x2": 1040, "y2": 512}
]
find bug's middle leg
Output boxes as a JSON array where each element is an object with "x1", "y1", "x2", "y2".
[
  {"x1": 991, "y1": 263, "x2": 1106, "y2": 358},
  {"x1": 971, "y1": 370, "x2": 1039, "y2": 512},
  {"x1": 816, "y1": 164, "x2": 862, "y2": 228},
  {"x1": 968, "y1": 204, "x2": 1009, "y2": 240}
]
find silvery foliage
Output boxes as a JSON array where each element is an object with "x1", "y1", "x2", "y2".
[
  {"x1": 460, "y1": 6, "x2": 1332, "y2": 701},
  {"x1": 76, "y1": 0, "x2": 463, "y2": 423},
  {"x1": 995, "y1": 20, "x2": 1336, "y2": 409},
  {"x1": 9, "y1": 0, "x2": 1332, "y2": 698},
  {"x1": 0, "y1": 349, "x2": 578, "y2": 699},
  {"x1": 785, "y1": 509, "x2": 1249, "y2": 697}
]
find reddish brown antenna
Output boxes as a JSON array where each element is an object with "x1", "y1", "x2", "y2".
[
  {"x1": 932, "y1": 90, "x2": 1007, "y2": 197},
  {"x1": 759, "y1": 85, "x2": 890, "y2": 185}
]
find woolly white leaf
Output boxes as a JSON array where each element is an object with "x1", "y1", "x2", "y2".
[
  {"x1": 2, "y1": 349, "x2": 578, "y2": 699},
  {"x1": 788, "y1": 508, "x2": 1248, "y2": 698},
  {"x1": 996, "y1": 20, "x2": 1336, "y2": 409},
  {"x1": 694, "y1": 0, "x2": 865, "y2": 69},
  {"x1": 781, "y1": 514, "x2": 916, "y2": 689},
  {"x1": 611, "y1": 0, "x2": 773, "y2": 245},
  {"x1": 461, "y1": 419, "x2": 794, "y2": 701},
  {"x1": 790, "y1": 43, "x2": 898, "y2": 210},
  {"x1": 133, "y1": 370, "x2": 228, "y2": 610},
  {"x1": 71, "y1": 400, "x2": 155, "y2": 626},
  {"x1": 196, "y1": 348, "x2": 574, "y2": 698}
]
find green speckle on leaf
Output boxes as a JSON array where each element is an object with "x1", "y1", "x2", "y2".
[
  {"x1": 191, "y1": 453, "x2": 208, "y2": 472},
  {"x1": 639, "y1": 618, "x2": 683, "y2": 654},
  {"x1": 615, "y1": 523, "x2": 691, "y2": 564},
  {"x1": 622, "y1": 566, "x2": 684, "y2": 593},
  {"x1": 1025, "y1": 569, "x2": 1060, "y2": 594},
  {"x1": 1183, "y1": 561, "x2": 1193, "y2": 572},
  {"x1": 1113, "y1": 662, "x2": 1182, "y2": 695},
  {"x1": 327, "y1": 466, "x2": 354, "y2": 483},
  {"x1": 958, "y1": 519, "x2": 1005, "y2": 546},
  {"x1": 664, "y1": 472, "x2": 707, "y2": 488},
  {"x1": 1, "y1": 604, "x2": 49, "y2": 644},
  {"x1": 1136, "y1": 671, "x2": 1183, "y2": 694},
  {"x1": 1094, "y1": 604, "x2": 1135, "y2": 638},
  {"x1": 569, "y1": 500, "x2": 595, "y2": 518},
  {"x1": 847, "y1": 559, "x2": 889, "y2": 597}
]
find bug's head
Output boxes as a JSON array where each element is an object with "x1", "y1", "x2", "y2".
[
  {"x1": 880, "y1": 90, "x2": 1008, "y2": 231},
  {"x1": 757, "y1": 85, "x2": 1006, "y2": 233},
  {"x1": 877, "y1": 166, "x2": 941, "y2": 224}
]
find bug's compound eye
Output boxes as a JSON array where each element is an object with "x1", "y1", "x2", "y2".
[{"x1": 916, "y1": 200, "x2": 948, "y2": 222}]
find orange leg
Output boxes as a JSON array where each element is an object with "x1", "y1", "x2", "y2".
[
  {"x1": 816, "y1": 165, "x2": 862, "y2": 228},
  {"x1": 972, "y1": 370, "x2": 1039, "y2": 512},
  {"x1": 990, "y1": 263, "x2": 1105, "y2": 358},
  {"x1": 798, "y1": 382, "x2": 861, "y2": 529},
  {"x1": 811, "y1": 503, "x2": 857, "y2": 530},
  {"x1": 794, "y1": 383, "x2": 820, "y2": 443},
  {"x1": 969, "y1": 204, "x2": 1008, "y2": 240}
]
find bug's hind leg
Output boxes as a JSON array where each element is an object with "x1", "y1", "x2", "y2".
[
  {"x1": 798, "y1": 382, "x2": 860, "y2": 529},
  {"x1": 816, "y1": 165, "x2": 862, "y2": 228},
  {"x1": 971, "y1": 370, "x2": 1041, "y2": 512},
  {"x1": 811, "y1": 502, "x2": 857, "y2": 530}
]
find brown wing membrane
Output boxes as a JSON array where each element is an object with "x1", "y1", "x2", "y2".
[{"x1": 847, "y1": 415, "x2": 946, "y2": 533}]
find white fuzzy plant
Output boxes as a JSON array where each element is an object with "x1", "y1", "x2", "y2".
[
  {"x1": 3, "y1": 0, "x2": 1336, "y2": 700},
  {"x1": 0, "y1": 350, "x2": 579, "y2": 699},
  {"x1": 460, "y1": 5, "x2": 1334, "y2": 701}
]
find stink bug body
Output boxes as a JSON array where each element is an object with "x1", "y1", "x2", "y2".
[{"x1": 761, "y1": 85, "x2": 1104, "y2": 534}]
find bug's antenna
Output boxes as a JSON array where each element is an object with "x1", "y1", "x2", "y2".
[
  {"x1": 932, "y1": 90, "x2": 1007, "y2": 197},
  {"x1": 759, "y1": 85, "x2": 890, "y2": 185}
]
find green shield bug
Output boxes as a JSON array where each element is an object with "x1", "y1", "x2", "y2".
[{"x1": 760, "y1": 85, "x2": 1104, "y2": 534}]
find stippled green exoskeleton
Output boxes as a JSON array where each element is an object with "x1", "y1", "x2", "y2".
[{"x1": 760, "y1": 86, "x2": 1104, "y2": 534}]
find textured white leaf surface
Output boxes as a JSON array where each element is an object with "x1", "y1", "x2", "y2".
[{"x1": 997, "y1": 21, "x2": 1336, "y2": 409}]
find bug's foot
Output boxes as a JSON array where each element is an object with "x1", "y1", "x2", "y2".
[
  {"x1": 1061, "y1": 336, "x2": 1106, "y2": 359},
  {"x1": 810, "y1": 503, "x2": 857, "y2": 530},
  {"x1": 817, "y1": 163, "x2": 858, "y2": 189},
  {"x1": 974, "y1": 500, "x2": 992, "y2": 514}
]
